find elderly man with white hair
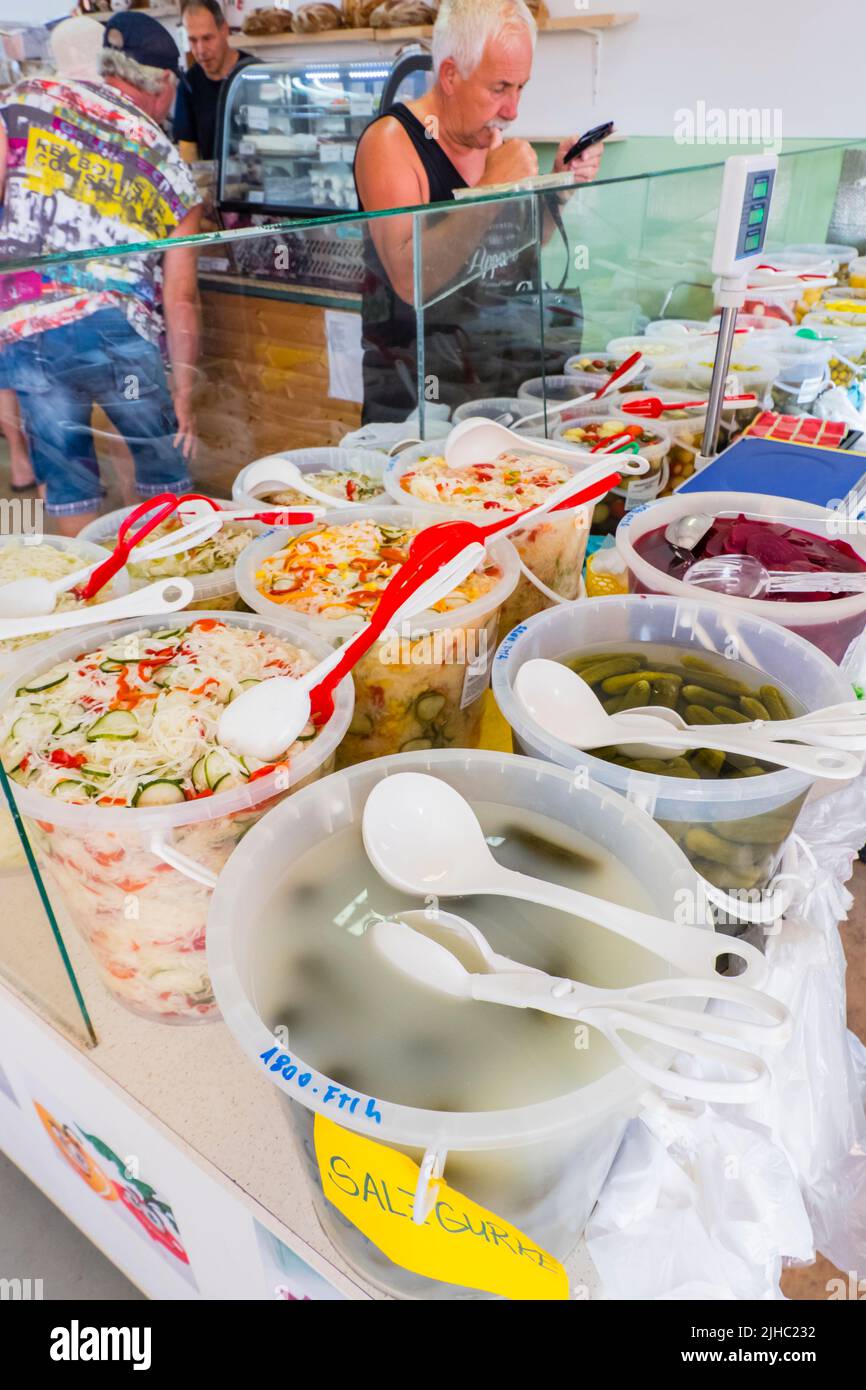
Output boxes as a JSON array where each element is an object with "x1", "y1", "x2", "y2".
[
  {"x1": 353, "y1": 0, "x2": 602, "y2": 422},
  {"x1": 0, "y1": 12, "x2": 201, "y2": 534}
]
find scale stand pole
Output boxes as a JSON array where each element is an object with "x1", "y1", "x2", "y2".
[{"x1": 700, "y1": 304, "x2": 740, "y2": 461}]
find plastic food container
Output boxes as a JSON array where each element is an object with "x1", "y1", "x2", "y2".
[
  {"x1": 773, "y1": 243, "x2": 858, "y2": 283},
  {"x1": 451, "y1": 398, "x2": 544, "y2": 430},
  {"x1": 80, "y1": 503, "x2": 264, "y2": 612},
  {"x1": 563, "y1": 353, "x2": 651, "y2": 393},
  {"x1": 236, "y1": 506, "x2": 520, "y2": 768},
  {"x1": 605, "y1": 336, "x2": 687, "y2": 367},
  {"x1": 0, "y1": 537, "x2": 131, "y2": 874},
  {"x1": 553, "y1": 410, "x2": 672, "y2": 531},
  {"x1": 0, "y1": 611, "x2": 354, "y2": 1023},
  {"x1": 517, "y1": 374, "x2": 602, "y2": 409},
  {"x1": 846, "y1": 256, "x2": 866, "y2": 289},
  {"x1": 813, "y1": 285, "x2": 866, "y2": 328},
  {"x1": 644, "y1": 319, "x2": 712, "y2": 341},
  {"x1": 492, "y1": 595, "x2": 853, "y2": 907},
  {"x1": 616, "y1": 491, "x2": 866, "y2": 665},
  {"x1": 709, "y1": 313, "x2": 789, "y2": 339},
  {"x1": 384, "y1": 446, "x2": 591, "y2": 639},
  {"x1": 686, "y1": 350, "x2": 778, "y2": 430},
  {"x1": 207, "y1": 747, "x2": 710, "y2": 1299},
  {"x1": 737, "y1": 276, "x2": 803, "y2": 326},
  {"x1": 232, "y1": 447, "x2": 390, "y2": 510}
]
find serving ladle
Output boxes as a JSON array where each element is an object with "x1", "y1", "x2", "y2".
[
  {"x1": 683, "y1": 552, "x2": 866, "y2": 598},
  {"x1": 512, "y1": 659, "x2": 863, "y2": 777},
  {"x1": 0, "y1": 578, "x2": 196, "y2": 639},
  {"x1": 361, "y1": 772, "x2": 768, "y2": 983},
  {"x1": 240, "y1": 455, "x2": 359, "y2": 510},
  {"x1": 373, "y1": 910, "x2": 790, "y2": 1102}
]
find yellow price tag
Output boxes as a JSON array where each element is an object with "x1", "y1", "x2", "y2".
[{"x1": 314, "y1": 1115, "x2": 569, "y2": 1301}]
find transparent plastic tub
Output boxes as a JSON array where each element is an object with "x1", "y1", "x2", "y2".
[
  {"x1": 0, "y1": 535, "x2": 131, "y2": 873},
  {"x1": 709, "y1": 313, "x2": 789, "y2": 338},
  {"x1": 644, "y1": 319, "x2": 712, "y2": 340},
  {"x1": 847, "y1": 256, "x2": 866, "y2": 290},
  {"x1": 232, "y1": 447, "x2": 390, "y2": 510},
  {"x1": 605, "y1": 336, "x2": 688, "y2": 368},
  {"x1": 451, "y1": 397, "x2": 544, "y2": 430},
  {"x1": 206, "y1": 747, "x2": 711, "y2": 1300},
  {"x1": 813, "y1": 285, "x2": 866, "y2": 328},
  {"x1": 517, "y1": 374, "x2": 603, "y2": 409},
  {"x1": 235, "y1": 506, "x2": 520, "y2": 768},
  {"x1": 563, "y1": 353, "x2": 651, "y2": 393},
  {"x1": 686, "y1": 349, "x2": 778, "y2": 431},
  {"x1": 0, "y1": 611, "x2": 354, "y2": 1023},
  {"x1": 80, "y1": 503, "x2": 264, "y2": 612},
  {"x1": 771, "y1": 243, "x2": 858, "y2": 283},
  {"x1": 384, "y1": 446, "x2": 591, "y2": 639},
  {"x1": 737, "y1": 277, "x2": 803, "y2": 326},
  {"x1": 553, "y1": 409, "x2": 672, "y2": 531},
  {"x1": 492, "y1": 594, "x2": 854, "y2": 906},
  {"x1": 616, "y1": 491, "x2": 866, "y2": 665}
]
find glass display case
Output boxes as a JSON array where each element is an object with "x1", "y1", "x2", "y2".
[
  {"x1": 1, "y1": 140, "x2": 865, "y2": 1042},
  {"x1": 216, "y1": 49, "x2": 433, "y2": 219}
]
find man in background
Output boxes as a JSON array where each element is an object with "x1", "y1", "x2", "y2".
[
  {"x1": 175, "y1": 0, "x2": 251, "y2": 163},
  {"x1": 0, "y1": 12, "x2": 202, "y2": 534}
]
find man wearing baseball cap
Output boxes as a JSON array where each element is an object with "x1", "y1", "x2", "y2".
[{"x1": 0, "y1": 12, "x2": 202, "y2": 535}]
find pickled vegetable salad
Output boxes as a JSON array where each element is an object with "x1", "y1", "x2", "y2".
[
  {"x1": 256, "y1": 518, "x2": 501, "y2": 619},
  {"x1": 0, "y1": 620, "x2": 320, "y2": 807},
  {"x1": 262, "y1": 469, "x2": 383, "y2": 507},
  {"x1": 111, "y1": 517, "x2": 256, "y2": 581},
  {"x1": 399, "y1": 452, "x2": 573, "y2": 513}
]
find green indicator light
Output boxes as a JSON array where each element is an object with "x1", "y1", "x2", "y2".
[
  {"x1": 752, "y1": 178, "x2": 769, "y2": 198},
  {"x1": 745, "y1": 231, "x2": 761, "y2": 251},
  {"x1": 748, "y1": 206, "x2": 765, "y2": 225}
]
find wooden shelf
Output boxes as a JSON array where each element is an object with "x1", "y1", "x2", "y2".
[{"x1": 231, "y1": 12, "x2": 636, "y2": 50}]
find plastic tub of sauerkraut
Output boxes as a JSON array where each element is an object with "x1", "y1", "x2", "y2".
[
  {"x1": 0, "y1": 612, "x2": 354, "y2": 1023},
  {"x1": 80, "y1": 503, "x2": 264, "y2": 612},
  {"x1": 0, "y1": 536, "x2": 131, "y2": 872},
  {"x1": 384, "y1": 445, "x2": 592, "y2": 638},
  {"x1": 235, "y1": 507, "x2": 520, "y2": 769},
  {"x1": 232, "y1": 447, "x2": 389, "y2": 511}
]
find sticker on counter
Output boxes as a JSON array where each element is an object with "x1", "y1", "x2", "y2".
[{"x1": 313, "y1": 1116, "x2": 568, "y2": 1301}]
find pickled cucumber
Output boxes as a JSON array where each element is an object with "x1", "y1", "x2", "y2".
[{"x1": 739, "y1": 696, "x2": 771, "y2": 721}]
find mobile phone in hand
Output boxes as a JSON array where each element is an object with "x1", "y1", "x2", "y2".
[{"x1": 563, "y1": 121, "x2": 614, "y2": 166}]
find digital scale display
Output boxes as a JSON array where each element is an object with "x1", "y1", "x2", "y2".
[{"x1": 736, "y1": 168, "x2": 775, "y2": 259}]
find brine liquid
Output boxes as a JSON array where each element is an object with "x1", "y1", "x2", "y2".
[{"x1": 252, "y1": 805, "x2": 665, "y2": 1113}]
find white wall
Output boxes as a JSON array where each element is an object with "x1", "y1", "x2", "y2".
[{"x1": 517, "y1": 0, "x2": 864, "y2": 141}]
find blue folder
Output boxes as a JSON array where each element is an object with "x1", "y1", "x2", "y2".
[{"x1": 677, "y1": 437, "x2": 866, "y2": 509}]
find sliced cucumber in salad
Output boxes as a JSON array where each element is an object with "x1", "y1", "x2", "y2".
[
  {"x1": 132, "y1": 780, "x2": 186, "y2": 808},
  {"x1": 16, "y1": 672, "x2": 69, "y2": 696},
  {"x1": 86, "y1": 710, "x2": 139, "y2": 741},
  {"x1": 52, "y1": 780, "x2": 98, "y2": 803},
  {"x1": 11, "y1": 713, "x2": 61, "y2": 744}
]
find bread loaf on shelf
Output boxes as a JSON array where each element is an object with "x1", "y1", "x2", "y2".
[
  {"x1": 292, "y1": 2, "x2": 344, "y2": 31},
  {"x1": 368, "y1": 0, "x2": 437, "y2": 26},
  {"x1": 241, "y1": 8, "x2": 295, "y2": 34},
  {"x1": 342, "y1": 0, "x2": 380, "y2": 25}
]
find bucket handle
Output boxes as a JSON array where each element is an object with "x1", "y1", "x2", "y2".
[
  {"x1": 149, "y1": 830, "x2": 219, "y2": 890},
  {"x1": 698, "y1": 836, "x2": 798, "y2": 927},
  {"x1": 413, "y1": 1145, "x2": 448, "y2": 1225}
]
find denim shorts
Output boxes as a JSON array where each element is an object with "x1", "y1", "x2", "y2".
[{"x1": 2, "y1": 309, "x2": 192, "y2": 515}]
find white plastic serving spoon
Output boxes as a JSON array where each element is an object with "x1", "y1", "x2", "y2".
[
  {"x1": 512, "y1": 659, "x2": 863, "y2": 778},
  {"x1": 240, "y1": 455, "x2": 358, "y2": 510},
  {"x1": 373, "y1": 912, "x2": 789, "y2": 1102},
  {"x1": 444, "y1": 416, "x2": 614, "y2": 471},
  {"x1": 0, "y1": 578, "x2": 195, "y2": 639},
  {"x1": 361, "y1": 772, "x2": 768, "y2": 983},
  {"x1": 0, "y1": 515, "x2": 220, "y2": 621},
  {"x1": 218, "y1": 545, "x2": 485, "y2": 761}
]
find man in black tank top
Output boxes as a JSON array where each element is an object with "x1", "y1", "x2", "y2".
[{"x1": 353, "y1": 0, "x2": 603, "y2": 424}]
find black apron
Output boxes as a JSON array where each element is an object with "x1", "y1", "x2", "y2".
[{"x1": 353, "y1": 104, "x2": 575, "y2": 425}]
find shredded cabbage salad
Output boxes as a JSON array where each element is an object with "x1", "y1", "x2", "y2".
[
  {"x1": 0, "y1": 619, "x2": 320, "y2": 807},
  {"x1": 255, "y1": 518, "x2": 501, "y2": 620},
  {"x1": 0, "y1": 543, "x2": 119, "y2": 656},
  {"x1": 399, "y1": 451, "x2": 574, "y2": 514}
]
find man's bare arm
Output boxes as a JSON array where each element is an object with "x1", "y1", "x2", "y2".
[
  {"x1": 355, "y1": 120, "x2": 509, "y2": 305},
  {"x1": 163, "y1": 205, "x2": 202, "y2": 460}
]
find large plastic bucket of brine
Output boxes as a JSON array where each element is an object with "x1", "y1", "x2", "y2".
[
  {"x1": 0, "y1": 611, "x2": 354, "y2": 1023},
  {"x1": 207, "y1": 749, "x2": 711, "y2": 1300},
  {"x1": 492, "y1": 595, "x2": 854, "y2": 916}
]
